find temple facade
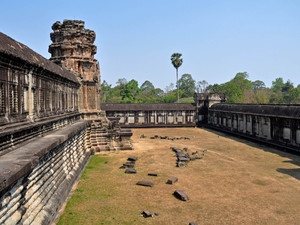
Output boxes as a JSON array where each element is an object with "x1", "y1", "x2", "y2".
[{"x1": 1, "y1": 19, "x2": 300, "y2": 225}]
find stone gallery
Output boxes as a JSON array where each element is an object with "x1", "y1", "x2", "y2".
[{"x1": 0, "y1": 19, "x2": 300, "y2": 224}]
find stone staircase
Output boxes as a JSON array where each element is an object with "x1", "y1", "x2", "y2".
[{"x1": 89, "y1": 116, "x2": 133, "y2": 152}]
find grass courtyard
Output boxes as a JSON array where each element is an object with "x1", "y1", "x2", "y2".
[{"x1": 57, "y1": 128, "x2": 300, "y2": 225}]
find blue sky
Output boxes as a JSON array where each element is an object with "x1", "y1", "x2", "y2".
[{"x1": 1, "y1": 0, "x2": 300, "y2": 90}]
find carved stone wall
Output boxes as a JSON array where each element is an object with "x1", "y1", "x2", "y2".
[{"x1": 49, "y1": 20, "x2": 101, "y2": 116}]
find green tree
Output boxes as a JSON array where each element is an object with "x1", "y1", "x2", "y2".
[
  {"x1": 252, "y1": 80, "x2": 265, "y2": 90},
  {"x1": 282, "y1": 80, "x2": 294, "y2": 92},
  {"x1": 100, "y1": 80, "x2": 112, "y2": 103},
  {"x1": 178, "y1": 74, "x2": 196, "y2": 97},
  {"x1": 271, "y1": 77, "x2": 284, "y2": 93},
  {"x1": 288, "y1": 88, "x2": 300, "y2": 103},
  {"x1": 162, "y1": 90, "x2": 183, "y2": 103},
  {"x1": 140, "y1": 80, "x2": 155, "y2": 93},
  {"x1": 115, "y1": 78, "x2": 128, "y2": 90},
  {"x1": 196, "y1": 80, "x2": 209, "y2": 93},
  {"x1": 220, "y1": 72, "x2": 252, "y2": 103},
  {"x1": 121, "y1": 79, "x2": 141, "y2": 103},
  {"x1": 207, "y1": 84, "x2": 222, "y2": 93},
  {"x1": 171, "y1": 53, "x2": 183, "y2": 103}
]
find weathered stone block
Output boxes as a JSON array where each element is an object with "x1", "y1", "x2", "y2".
[
  {"x1": 125, "y1": 168, "x2": 136, "y2": 174},
  {"x1": 173, "y1": 190, "x2": 189, "y2": 201},
  {"x1": 178, "y1": 157, "x2": 190, "y2": 162},
  {"x1": 136, "y1": 181, "x2": 154, "y2": 187},
  {"x1": 148, "y1": 173, "x2": 158, "y2": 176},
  {"x1": 166, "y1": 177, "x2": 178, "y2": 184},
  {"x1": 127, "y1": 156, "x2": 137, "y2": 161}
]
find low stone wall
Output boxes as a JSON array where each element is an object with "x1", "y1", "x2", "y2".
[
  {"x1": 0, "y1": 120, "x2": 91, "y2": 225},
  {"x1": 0, "y1": 113, "x2": 81, "y2": 154}
]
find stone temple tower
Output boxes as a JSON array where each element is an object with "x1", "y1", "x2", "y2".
[{"x1": 49, "y1": 20, "x2": 101, "y2": 118}]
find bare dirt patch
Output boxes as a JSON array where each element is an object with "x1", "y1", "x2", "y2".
[{"x1": 58, "y1": 128, "x2": 300, "y2": 225}]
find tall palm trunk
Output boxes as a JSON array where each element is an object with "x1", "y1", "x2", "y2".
[{"x1": 176, "y1": 68, "x2": 179, "y2": 103}]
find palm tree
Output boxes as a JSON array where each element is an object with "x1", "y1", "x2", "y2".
[{"x1": 171, "y1": 53, "x2": 183, "y2": 103}]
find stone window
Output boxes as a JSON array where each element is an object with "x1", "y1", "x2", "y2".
[
  {"x1": 128, "y1": 117, "x2": 135, "y2": 124},
  {"x1": 187, "y1": 115, "x2": 194, "y2": 123},
  {"x1": 0, "y1": 82, "x2": 5, "y2": 114},
  {"x1": 283, "y1": 128, "x2": 291, "y2": 141},
  {"x1": 32, "y1": 88, "x2": 37, "y2": 112},
  {"x1": 39, "y1": 89, "x2": 44, "y2": 112},
  {"x1": 167, "y1": 116, "x2": 174, "y2": 123},
  {"x1": 23, "y1": 86, "x2": 29, "y2": 112},
  {"x1": 9, "y1": 84, "x2": 18, "y2": 114},
  {"x1": 61, "y1": 92, "x2": 65, "y2": 110},
  {"x1": 158, "y1": 115, "x2": 164, "y2": 123},
  {"x1": 177, "y1": 116, "x2": 183, "y2": 123},
  {"x1": 52, "y1": 91, "x2": 56, "y2": 110},
  {"x1": 46, "y1": 89, "x2": 50, "y2": 111},
  {"x1": 296, "y1": 130, "x2": 300, "y2": 144}
]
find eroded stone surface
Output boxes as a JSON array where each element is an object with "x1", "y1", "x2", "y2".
[
  {"x1": 125, "y1": 168, "x2": 137, "y2": 174},
  {"x1": 166, "y1": 177, "x2": 178, "y2": 184},
  {"x1": 127, "y1": 156, "x2": 138, "y2": 161},
  {"x1": 136, "y1": 181, "x2": 154, "y2": 187},
  {"x1": 173, "y1": 190, "x2": 189, "y2": 201}
]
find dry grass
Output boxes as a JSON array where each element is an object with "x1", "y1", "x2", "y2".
[{"x1": 58, "y1": 128, "x2": 300, "y2": 225}]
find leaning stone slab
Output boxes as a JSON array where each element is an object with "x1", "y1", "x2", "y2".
[
  {"x1": 166, "y1": 177, "x2": 178, "y2": 184},
  {"x1": 178, "y1": 157, "x2": 190, "y2": 162},
  {"x1": 172, "y1": 147, "x2": 182, "y2": 153},
  {"x1": 128, "y1": 156, "x2": 138, "y2": 161},
  {"x1": 176, "y1": 152, "x2": 186, "y2": 158},
  {"x1": 125, "y1": 168, "x2": 136, "y2": 174},
  {"x1": 136, "y1": 181, "x2": 154, "y2": 187},
  {"x1": 148, "y1": 173, "x2": 158, "y2": 176},
  {"x1": 173, "y1": 190, "x2": 189, "y2": 201}
]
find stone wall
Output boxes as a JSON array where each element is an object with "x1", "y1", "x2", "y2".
[
  {"x1": 0, "y1": 32, "x2": 80, "y2": 127},
  {"x1": 208, "y1": 103, "x2": 300, "y2": 153},
  {"x1": 102, "y1": 103, "x2": 196, "y2": 128},
  {"x1": 0, "y1": 121, "x2": 91, "y2": 225}
]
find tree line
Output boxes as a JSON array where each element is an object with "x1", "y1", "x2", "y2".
[{"x1": 100, "y1": 72, "x2": 300, "y2": 104}]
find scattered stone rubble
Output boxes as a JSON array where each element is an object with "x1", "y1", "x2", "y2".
[
  {"x1": 172, "y1": 147, "x2": 206, "y2": 167},
  {"x1": 141, "y1": 134, "x2": 191, "y2": 141},
  {"x1": 119, "y1": 152, "x2": 198, "y2": 222},
  {"x1": 120, "y1": 156, "x2": 138, "y2": 173}
]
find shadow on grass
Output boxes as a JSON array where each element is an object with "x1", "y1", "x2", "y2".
[{"x1": 201, "y1": 127, "x2": 300, "y2": 181}]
